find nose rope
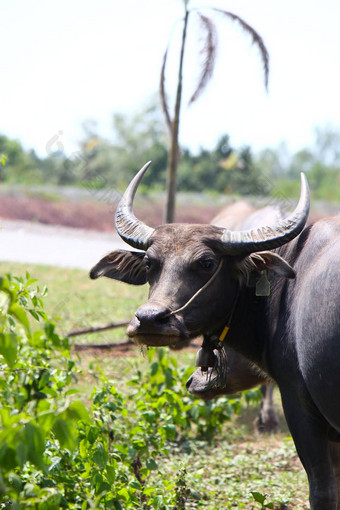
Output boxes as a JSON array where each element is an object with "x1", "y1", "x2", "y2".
[{"x1": 167, "y1": 259, "x2": 224, "y2": 317}]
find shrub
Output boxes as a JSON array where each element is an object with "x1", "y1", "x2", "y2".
[{"x1": 0, "y1": 272, "x2": 256, "y2": 509}]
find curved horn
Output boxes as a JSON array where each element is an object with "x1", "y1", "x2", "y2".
[
  {"x1": 115, "y1": 161, "x2": 155, "y2": 250},
  {"x1": 220, "y1": 173, "x2": 310, "y2": 255}
]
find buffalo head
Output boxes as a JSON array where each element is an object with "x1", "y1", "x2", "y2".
[{"x1": 90, "y1": 162, "x2": 309, "y2": 348}]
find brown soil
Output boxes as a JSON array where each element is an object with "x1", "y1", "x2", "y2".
[
  {"x1": 0, "y1": 192, "x2": 220, "y2": 231},
  {"x1": 0, "y1": 189, "x2": 327, "y2": 249}
]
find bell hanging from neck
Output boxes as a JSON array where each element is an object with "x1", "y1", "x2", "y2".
[{"x1": 195, "y1": 347, "x2": 217, "y2": 372}]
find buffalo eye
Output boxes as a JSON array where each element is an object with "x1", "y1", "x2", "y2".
[
  {"x1": 198, "y1": 257, "x2": 216, "y2": 271},
  {"x1": 144, "y1": 256, "x2": 159, "y2": 273}
]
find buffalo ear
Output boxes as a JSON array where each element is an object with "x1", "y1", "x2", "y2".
[
  {"x1": 249, "y1": 251, "x2": 295, "y2": 279},
  {"x1": 89, "y1": 250, "x2": 147, "y2": 285}
]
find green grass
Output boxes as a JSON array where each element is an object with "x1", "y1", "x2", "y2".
[
  {"x1": 0, "y1": 261, "x2": 148, "y2": 344},
  {"x1": 0, "y1": 261, "x2": 309, "y2": 508},
  {"x1": 161, "y1": 437, "x2": 308, "y2": 509}
]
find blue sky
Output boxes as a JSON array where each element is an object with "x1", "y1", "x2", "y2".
[{"x1": 1, "y1": 0, "x2": 340, "y2": 157}]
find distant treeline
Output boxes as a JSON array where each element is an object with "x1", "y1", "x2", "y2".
[{"x1": 1, "y1": 102, "x2": 340, "y2": 201}]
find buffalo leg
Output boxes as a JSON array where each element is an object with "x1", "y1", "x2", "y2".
[
  {"x1": 329, "y1": 441, "x2": 340, "y2": 509},
  {"x1": 280, "y1": 388, "x2": 337, "y2": 510},
  {"x1": 253, "y1": 384, "x2": 279, "y2": 433}
]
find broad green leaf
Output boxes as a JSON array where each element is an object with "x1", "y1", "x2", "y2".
[
  {"x1": 152, "y1": 495, "x2": 165, "y2": 509},
  {"x1": 129, "y1": 479, "x2": 142, "y2": 489},
  {"x1": 8, "y1": 303, "x2": 30, "y2": 334},
  {"x1": 28, "y1": 309, "x2": 39, "y2": 321},
  {"x1": 0, "y1": 444, "x2": 17, "y2": 470},
  {"x1": 65, "y1": 400, "x2": 89, "y2": 423},
  {"x1": 38, "y1": 370, "x2": 50, "y2": 390},
  {"x1": 8, "y1": 472, "x2": 22, "y2": 492},
  {"x1": 65, "y1": 389, "x2": 80, "y2": 396},
  {"x1": 24, "y1": 423, "x2": 45, "y2": 469},
  {"x1": 25, "y1": 278, "x2": 39, "y2": 286},
  {"x1": 37, "y1": 310, "x2": 48, "y2": 321},
  {"x1": 132, "y1": 438, "x2": 146, "y2": 449},
  {"x1": 106, "y1": 465, "x2": 116, "y2": 483},
  {"x1": 16, "y1": 441, "x2": 28, "y2": 467},
  {"x1": 79, "y1": 439, "x2": 87, "y2": 459},
  {"x1": 163, "y1": 423, "x2": 176, "y2": 440},
  {"x1": 146, "y1": 458, "x2": 158, "y2": 471},
  {"x1": 53, "y1": 418, "x2": 76, "y2": 450},
  {"x1": 87, "y1": 426, "x2": 99, "y2": 444},
  {"x1": 251, "y1": 491, "x2": 267, "y2": 504},
  {"x1": 38, "y1": 411, "x2": 56, "y2": 433},
  {"x1": 150, "y1": 362, "x2": 159, "y2": 376},
  {"x1": 117, "y1": 487, "x2": 130, "y2": 502},
  {"x1": 0, "y1": 332, "x2": 18, "y2": 368},
  {"x1": 92, "y1": 443, "x2": 108, "y2": 469},
  {"x1": 43, "y1": 387, "x2": 58, "y2": 398},
  {"x1": 0, "y1": 276, "x2": 10, "y2": 292},
  {"x1": 42, "y1": 492, "x2": 62, "y2": 507}
]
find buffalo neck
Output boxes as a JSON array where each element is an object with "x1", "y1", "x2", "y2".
[
  {"x1": 209, "y1": 285, "x2": 267, "y2": 369},
  {"x1": 222, "y1": 228, "x2": 313, "y2": 373}
]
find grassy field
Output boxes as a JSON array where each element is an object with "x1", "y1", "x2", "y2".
[
  {"x1": 0, "y1": 261, "x2": 310, "y2": 509},
  {"x1": 0, "y1": 261, "x2": 148, "y2": 344}
]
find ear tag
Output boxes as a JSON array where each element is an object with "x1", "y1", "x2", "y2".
[{"x1": 256, "y1": 271, "x2": 271, "y2": 297}]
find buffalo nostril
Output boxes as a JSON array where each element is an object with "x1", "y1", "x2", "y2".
[
  {"x1": 135, "y1": 305, "x2": 170, "y2": 326},
  {"x1": 156, "y1": 313, "x2": 170, "y2": 325}
]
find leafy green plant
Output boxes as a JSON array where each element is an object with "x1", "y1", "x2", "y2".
[
  {"x1": 0, "y1": 274, "x2": 204, "y2": 508},
  {"x1": 0, "y1": 274, "x2": 179, "y2": 508},
  {"x1": 0, "y1": 273, "x2": 89, "y2": 507},
  {"x1": 251, "y1": 491, "x2": 274, "y2": 509},
  {"x1": 0, "y1": 271, "x2": 284, "y2": 509},
  {"x1": 129, "y1": 347, "x2": 244, "y2": 442}
]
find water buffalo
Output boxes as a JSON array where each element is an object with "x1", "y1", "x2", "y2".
[
  {"x1": 186, "y1": 349, "x2": 279, "y2": 433},
  {"x1": 186, "y1": 200, "x2": 280, "y2": 434},
  {"x1": 91, "y1": 162, "x2": 340, "y2": 509}
]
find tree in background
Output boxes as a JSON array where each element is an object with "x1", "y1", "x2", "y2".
[
  {"x1": 252, "y1": 126, "x2": 340, "y2": 201},
  {"x1": 287, "y1": 126, "x2": 340, "y2": 199},
  {"x1": 2, "y1": 120, "x2": 340, "y2": 202},
  {"x1": 160, "y1": 0, "x2": 269, "y2": 222},
  {"x1": 61, "y1": 98, "x2": 169, "y2": 190},
  {"x1": 0, "y1": 135, "x2": 41, "y2": 184},
  {"x1": 178, "y1": 134, "x2": 264, "y2": 196}
]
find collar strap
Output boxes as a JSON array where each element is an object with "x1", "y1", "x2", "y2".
[
  {"x1": 219, "y1": 324, "x2": 230, "y2": 342},
  {"x1": 196, "y1": 286, "x2": 240, "y2": 370},
  {"x1": 202, "y1": 285, "x2": 240, "y2": 351},
  {"x1": 218, "y1": 286, "x2": 240, "y2": 342}
]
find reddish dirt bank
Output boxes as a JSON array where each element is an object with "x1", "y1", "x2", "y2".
[
  {"x1": 0, "y1": 189, "x2": 328, "y2": 233},
  {"x1": 0, "y1": 193, "x2": 220, "y2": 231}
]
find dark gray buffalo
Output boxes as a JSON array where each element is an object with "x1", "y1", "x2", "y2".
[
  {"x1": 91, "y1": 162, "x2": 340, "y2": 509},
  {"x1": 188, "y1": 200, "x2": 279, "y2": 434}
]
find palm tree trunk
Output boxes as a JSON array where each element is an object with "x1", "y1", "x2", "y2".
[{"x1": 164, "y1": 8, "x2": 189, "y2": 223}]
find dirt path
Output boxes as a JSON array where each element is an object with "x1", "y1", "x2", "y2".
[{"x1": 0, "y1": 219, "x2": 126, "y2": 269}]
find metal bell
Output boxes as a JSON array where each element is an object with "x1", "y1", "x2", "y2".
[{"x1": 195, "y1": 347, "x2": 217, "y2": 371}]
